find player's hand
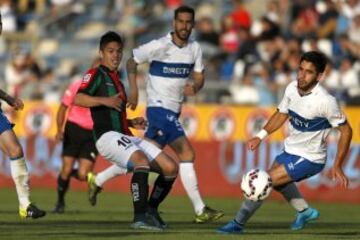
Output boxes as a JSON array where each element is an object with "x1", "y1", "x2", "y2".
[
  {"x1": 330, "y1": 166, "x2": 349, "y2": 188},
  {"x1": 12, "y1": 98, "x2": 24, "y2": 111},
  {"x1": 103, "y1": 93, "x2": 124, "y2": 112},
  {"x1": 127, "y1": 91, "x2": 138, "y2": 110},
  {"x1": 130, "y1": 117, "x2": 147, "y2": 130},
  {"x1": 184, "y1": 83, "x2": 197, "y2": 96},
  {"x1": 246, "y1": 137, "x2": 262, "y2": 151},
  {"x1": 55, "y1": 130, "x2": 64, "y2": 142}
]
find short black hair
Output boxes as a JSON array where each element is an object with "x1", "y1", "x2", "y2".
[
  {"x1": 300, "y1": 51, "x2": 327, "y2": 73},
  {"x1": 99, "y1": 31, "x2": 123, "y2": 50},
  {"x1": 174, "y1": 5, "x2": 195, "y2": 22}
]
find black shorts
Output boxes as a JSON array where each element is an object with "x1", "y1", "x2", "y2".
[{"x1": 62, "y1": 121, "x2": 98, "y2": 162}]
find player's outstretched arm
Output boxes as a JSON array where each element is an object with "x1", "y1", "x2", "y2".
[
  {"x1": 126, "y1": 58, "x2": 139, "y2": 110},
  {"x1": 331, "y1": 122, "x2": 352, "y2": 188},
  {"x1": 74, "y1": 93, "x2": 123, "y2": 112},
  {"x1": 247, "y1": 110, "x2": 288, "y2": 151}
]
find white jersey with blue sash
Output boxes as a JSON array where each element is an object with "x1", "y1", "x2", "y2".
[
  {"x1": 132, "y1": 32, "x2": 204, "y2": 113},
  {"x1": 278, "y1": 81, "x2": 346, "y2": 164}
]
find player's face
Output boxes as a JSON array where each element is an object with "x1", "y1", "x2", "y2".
[
  {"x1": 173, "y1": 12, "x2": 194, "y2": 41},
  {"x1": 100, "y1": 41, "x2": 122, "y2": 71},
  {"x1": 297, "y1": 60, "x2": 321, "y2": 93}
]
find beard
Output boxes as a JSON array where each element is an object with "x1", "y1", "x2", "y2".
[
  {"x1": 175, "y1": 29, "x2": 191, "y2": 41},
  {"x1": 297, "y1": 78, "x2": 318, "y2": 93}
]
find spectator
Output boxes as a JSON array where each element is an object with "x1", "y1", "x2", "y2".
[
  {"x1": 348, "y1": 13, "x2": 360, "y2": 43},
  {"x1": 316, "y1": 0, "x2": 338, "y2": 39},
  {"x1": 220, "y1": 15, "x2": 239, "y2": 54},
  {"x1": 230, "y1": 0, "x2": 251, "y2": 30},
  {"x1": 230, "y1": 71, "x2": 259, "y2": 105},
  {"x1": 339, "y1": 57, "x2": 360, "y2": 104},
  {"x1": 4, "y1": 51, "x2": 29, "y2": 97},
  {"x1": 0, "y1": 0, "x2": 17, "y2": 32},
  {"x1": 196, "y1": 17, "x2": 219, "y2": 47}
]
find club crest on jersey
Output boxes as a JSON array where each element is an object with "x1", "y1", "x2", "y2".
[{"x1": 82, "y1": 73, "x2": 92, "y2": 83}]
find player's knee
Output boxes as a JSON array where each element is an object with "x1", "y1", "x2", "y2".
[
  {"x1": 268, "y1": 171, "x2": 278, "y2": 185},
  {"x1": 268, "y1": 170, "x2": 290, "y2": 187},
  {"x1": 162, "y1": 158, "x2": 178, "y2": 176},
  {"x1": 179, "y1": 148, "x2": 195, "y2": 162},
  {"x1": 7, "y1": 144, "x2": 23, "y2": 159},
  {"x1": 130, "y1": 150, "x2": 150, "y2": 167},
  {"x1": 60, "y1": 165, "x2": 73, "y2": 178}
]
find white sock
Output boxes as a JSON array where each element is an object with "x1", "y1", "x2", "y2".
[
  {"x1": 10, "y1": 158, "x2": 31, "y2": 209},
  {"x1": 179, "y1": 162, "x2": 205, "y2": 215},
  {"x1": 95, "y1": 164, "x2": 128, "y2": 187},
  {"x1": 277, "y1": 183, "x2": 309, "y2": 212}
]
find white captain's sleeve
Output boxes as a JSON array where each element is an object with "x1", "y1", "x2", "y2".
[
  {"x1": 193, "y1": 42, "x2": 204, "y2": 73},
  {"x1": 277, "y1": 82, "x2": 294, "y2": 113},
  {"x1": 132, "y1": 39, "x2": 159, "y2": 64},
  {"x1": 323, "y1": 96, "x2": 347, "y2": 127}
]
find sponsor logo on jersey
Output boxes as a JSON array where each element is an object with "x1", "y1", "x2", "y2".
[
  {"x1": 149, "y1": 61, "x2": 194, "y2": 78},
  {"x1": 163, "y1": 66, "x2": 191, "y2": 75}
]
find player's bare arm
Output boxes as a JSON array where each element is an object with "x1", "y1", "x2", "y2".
[
  {"x1": 126, "y1": 58, "x2": 139, "y2": 110},
  {"x1": 331, "y1": 121, "x2": 352, "y2": 188},
  {"x1": 247, "y1": 110, "x2": 288, "y2": 151},
  {"x1": 75, "y1": 93, "x2": 123, "y2": 112},
  {"x1": 128, "y1": 117, "x2": 147, "y2": 130},
  {"x1": 184, "y1": 71, "x2": 204, "y2": 96},
  {"x1": 0, "y1": 89, "x2": 24, "y2": 110},
  {"x1": 55, "y1": 104, "x2": 67, "y2": 142}
]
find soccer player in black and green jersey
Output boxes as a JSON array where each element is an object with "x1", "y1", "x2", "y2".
[{"x1": 74, "y1": 31, "x2": 178, "y2": 231}]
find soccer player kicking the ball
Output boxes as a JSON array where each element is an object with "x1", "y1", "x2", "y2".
[
  {"x1": 75, "y1": 31, "x2": 178, "y2": 230},
  {"x1": 0, "y1": 14, "x2": 46, "y2": 219},
  {"x1": 218, "y1": 51, "x2": 352, "y2": 234}
]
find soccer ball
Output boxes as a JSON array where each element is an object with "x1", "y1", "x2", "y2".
[{"x1": 241, "y1": 169, "x2": 273, "y2": 201}]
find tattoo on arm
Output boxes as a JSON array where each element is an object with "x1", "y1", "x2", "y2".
[
  {"x1": 126, "y1": 59, "x2": 137, "y2": 74},
  {"x1": 0, "y1": 89, "x2": 15, "y2": 106}
]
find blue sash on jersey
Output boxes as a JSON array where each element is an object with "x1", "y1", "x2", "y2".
[
  {"x1": 149, "y1": 61, "x2": 194, "y2": 78},
  {"x1": 288, "y1": 109, "x2": 331, "y2": 132}
]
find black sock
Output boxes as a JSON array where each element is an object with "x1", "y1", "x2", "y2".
[
  {"x1": 71, "y1": 169, "x2": 79, "y2": 180},
  {"x1": 148, "y1": 175, "x2": 175, "y2": 210},
  {"x1": 57, "y1": 176, "x2": 70, "y2": 204},
  {"x1": 131, "y1": 168, "x2": 149, "y2": 221}
]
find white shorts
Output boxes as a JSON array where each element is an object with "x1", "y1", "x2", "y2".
[{"x1": 95, "y1": 131, "x2": 162, "y2": 168}]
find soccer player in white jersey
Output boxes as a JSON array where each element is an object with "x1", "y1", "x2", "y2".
[
  {"x1": 0, "y1": 14, "x2": 46, "y2": 219},
  {"x1": 127, "y1": 5, "x2": 223, "y2": 223},
  {"x1": 87, "y1": 5, "x2": 222, "y2": 223},
  {"x1": 218, "y1": 51, "x2": 352, "y2": 234}
]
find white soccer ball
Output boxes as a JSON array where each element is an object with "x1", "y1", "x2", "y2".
[{"x1": 241, "y1": 169, "x2": 273, "y2": 201}]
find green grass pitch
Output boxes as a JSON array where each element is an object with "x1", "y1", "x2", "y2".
[{"x1": 0, "y1": 188, "x2": 359, "y2": 240}]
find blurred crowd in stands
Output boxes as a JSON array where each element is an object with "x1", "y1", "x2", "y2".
[{"x1": 0, "y1": 0, "x2": 359, "y2": 106}]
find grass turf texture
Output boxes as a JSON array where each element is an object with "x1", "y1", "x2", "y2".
[{"x1": 0, "y1": 188, "x2": 359, "y2": 240}]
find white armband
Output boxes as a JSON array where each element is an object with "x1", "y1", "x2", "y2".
[{"x1": 256, "y1": 129, "x2": 268, "y2": 140}]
